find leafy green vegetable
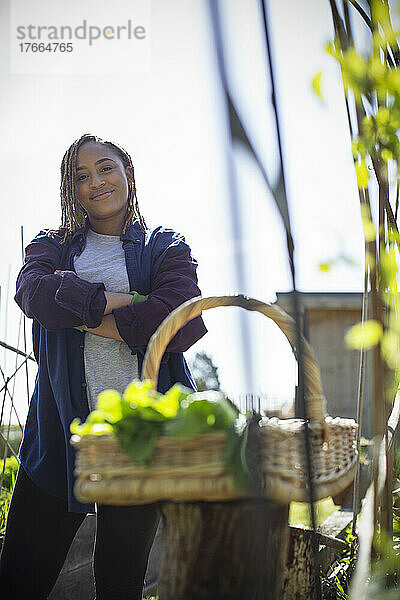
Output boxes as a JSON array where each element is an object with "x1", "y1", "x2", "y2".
[
  {"x1": 164, "y1": 391, "x2": 238, "y2": 438},
  {"x1": 113, "y1": 416, "x2": 161, "y2": 465},
  {"x1": 70, "y1": 380, "x2": 256, "y2": 488},
  {"x1": 224, "y1": 414, "x2": 263, "y2": 494}
]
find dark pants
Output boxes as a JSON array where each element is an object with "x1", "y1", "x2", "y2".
[{"x1": 0, "y1": 466, "x2": 159, "y2": 600}]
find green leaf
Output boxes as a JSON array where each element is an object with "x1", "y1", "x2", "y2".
[
  {"x1": 352, "y1": 139, "x2": 366, "y2": 159},
  {"x1": 360, "y1": 205, "x2": 376, "y2": 242},
  {"x1": 165, "y1": 392, "x2": 238, "y2": 438},
  {"x1": 113, "y1": 416, "x2": 160, "y2": 464},
  {"x1": 319, "y1": 263, "x2": 330, "y2": 272},
  {"x1": 123, "y1": 379, "x2": 159, "y2": 408},
  {"x1": 381, "y1": 330, "x2": 400, "y2": 370},
  {"x1": 152, "y1": 383, "x2": 192, "y2": 418},
  {"x1": 380, "y1": 244, "x2": 398, "y2": 290},
  {"x1": 96, "y1": 389, "x2": 122, "y2": 423},
  {"x1": 362, "y1": 219, "x2": 376, "y2": 242},
  {"x1": 311, "y1": 71, "x2": 323, "y2": 101},
  {"x1": 224, "y1": 418, "x2": 254, "y2": 493},
  {"x1": 388, "y1": 228, "x2": 400, "y2": 245},
  {"x1": 164, "y1": 400, "x2": 216, "y2": 437},
  {"x1": 325, "y1": 39, "x2": 342, "y2": 62},
  {"x1": 86, "y1": 410, "x2": 110, "y2": 424},
  {"x1": 365, "y1": 250, "x2": 375, "y2": 272},
  {"x1": 69, "y1": 417, "x2": 113, "y2": 436},
  {"x1": 381, "y1": 148, "x2": 394, "y2": 161},
  {"x1": 339, "y1": 47, "x2": 368, "y2": 102},
  {"x1": 70, "y1": 418, "x2": 82, "y2": 435},
  {"x1": 368, "y1": 56, "x2": 386, "y2": 85},
  {"x1": 345, "y1": 320, "x2": 383, "y2": 349},
  {"x1": 355, "y1": 159, "x2": 369, "y2": 190},
  {"x1": 385, "y1": 70, "x2": 400, "y2": 96}
]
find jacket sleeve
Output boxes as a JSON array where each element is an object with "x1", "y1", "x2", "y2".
[
  {"x1": 113, "y1": 238, "x2": 207, "y2": 352},
  {"x1": 14, "y1": 236, "x2": 106, "y2": 330}
]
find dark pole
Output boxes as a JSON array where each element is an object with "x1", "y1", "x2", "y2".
[{"x1": 260, "y1": 1, "x2": 321, "y2": 596}]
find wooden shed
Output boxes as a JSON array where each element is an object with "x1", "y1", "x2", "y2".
[{"x1": 275, "y1": 292, "x2": 372, "y2": 437}]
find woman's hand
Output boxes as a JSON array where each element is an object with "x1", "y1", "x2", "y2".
[
  {"x1": 104, "y1": 292, "x2": 133, "y2": 315},
  {"x1": 84, "y1": 314, "x2": 124, "y2": 341}
]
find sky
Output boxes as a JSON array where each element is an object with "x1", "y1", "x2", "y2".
[{"x1": 0, "y1": 0, "x2": 370, "y2": 423}]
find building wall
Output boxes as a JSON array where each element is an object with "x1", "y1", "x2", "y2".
[{"x1": 305, "y1": 308, "x2": 372, "y2": 437}]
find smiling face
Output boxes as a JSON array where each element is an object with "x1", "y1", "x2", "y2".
[{"x1": 75, "y1": 141, "x2": 133, "y2": 235}]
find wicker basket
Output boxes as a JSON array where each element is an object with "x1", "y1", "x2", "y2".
[{"x1": 71, "y1": 295, "x2": 358, "y2": 505}]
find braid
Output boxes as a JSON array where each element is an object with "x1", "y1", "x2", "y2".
[
  {"x1": 53, "y1": 133, "x2": 147, "y2": 244},
  {"x1": 103, "y1": 139, "x2": 147, "y2": 237}
]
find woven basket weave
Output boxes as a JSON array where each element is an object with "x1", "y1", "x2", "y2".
[{"x1": 71, "y1": 295, "x2": 358, "y2": 505}]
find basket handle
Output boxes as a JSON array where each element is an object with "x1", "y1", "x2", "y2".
[{"x1": 142, "y1": 294, "x2": 327, "y2": 422}]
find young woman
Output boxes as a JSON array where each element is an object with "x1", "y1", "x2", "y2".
[{"x1": 0, "y1": 133, "x2": 207, "y2": 599}]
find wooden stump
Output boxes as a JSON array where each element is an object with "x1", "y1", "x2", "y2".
[
  {"x1": 158, "y1": 499, "x2": 289, "y2": 600},
  {"x1": 282, "y1": 527, "x2": 318, "y2": 600},
  {"x1": 282, "y1": 511, "x2": 353, "y2": 599}
]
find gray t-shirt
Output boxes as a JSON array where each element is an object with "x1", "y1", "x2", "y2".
[{"x1": 74, "y1": 228, "x2": 139, "y2": 412}]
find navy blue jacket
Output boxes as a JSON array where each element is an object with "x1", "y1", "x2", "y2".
[{"x1": 14, "y1": 219, "x2": 207, "y2": 513}]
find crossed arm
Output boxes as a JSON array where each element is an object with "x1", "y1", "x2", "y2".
[
  {"x1": 84, "y1": 293, "x2": 131, "y2": 341},
  {"x1": 15, "y1": 236, "x2": 207, "y2": 350}
]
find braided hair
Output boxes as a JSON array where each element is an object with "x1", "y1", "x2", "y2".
[{"x1": 55, "y1": 133, "x2": 146, "y2": 243}]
